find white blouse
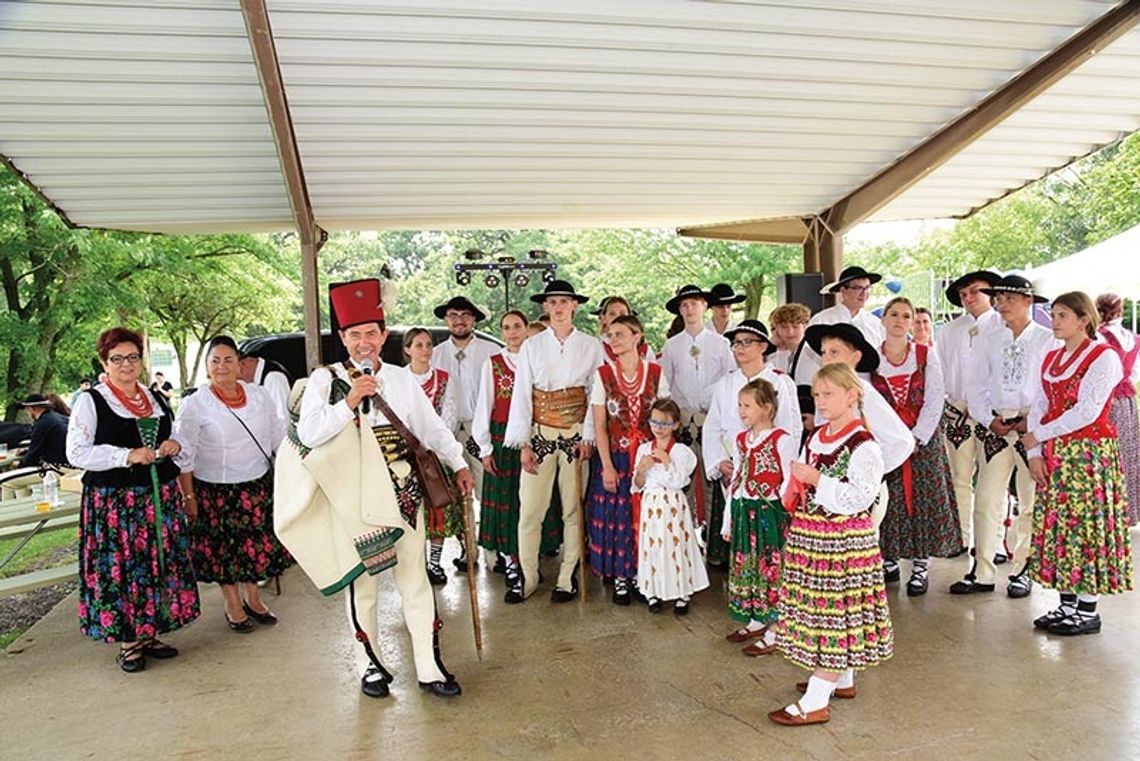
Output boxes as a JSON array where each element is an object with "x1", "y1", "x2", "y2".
[
  {"x1": 1028, "y1": 340, "x2": 1123, "y2": 454},
  {"x1": 409, "y1": 367, "x2": 458, "y2": 433},
  {"x1": 174, "y1": 381, "x2": 285, "y2": 484},
  {"x1": 472, "y1": 350, "x2": 518, "y2": 458},
  {"x1": 874, "y1": 342, "x2": 946, "y2": 446},
  {"x1": 658, "y1": 327, "x2": 734, "y2": 413},
  {"x1": 66, "y1": 384, "x2": 190, "y2": 472},
  {"x1": 630, "y1": 440, "x2": 697, "y2": 494},
  {"x1": 802, "y1": 425, "x2": 885, "y2": 516},
  {"x1": 1103, "y1": 320, "x2": 1140, "y2": 385}
]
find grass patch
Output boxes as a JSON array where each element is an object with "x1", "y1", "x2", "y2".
[
  {"x1": 0, "y1": 628, "x2": 23, "y2": 650},
  {"x1": 0, "y1": 528, "x2": 78, "y2": 579}
]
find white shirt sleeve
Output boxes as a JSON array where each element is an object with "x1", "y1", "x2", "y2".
[
  {"x1": 589, "y1": 367, "x2": 607, "y2": 407},
  {"x1": 656, "y1": 367, "x2": 671, "y2": 399},
  {"x1": 630, "y1": 442, "x2": 651, "y2": 495},
  {"x1": 814, "y1": 440, "x2": 885, "y2": 516},
  {"x1": 65, "y1": 392, "x2": 131, "y2": 471},
  {"x1": 1032, "y1": 348, "x2": 1123, "y2": 445},
  {"x1": 471, "y1": 357, "x2": 495, "y2": 458},
  {"x1": 777, "y1": 428, "x2": 799, "y2": 496},
  {"x1": 296, "y1": 367, "x2": 355, "y2": 449},
  {"x1": 402, "y1": 374, "x2": 467, "y2": 471},
  {"x1": 966, "y1": 334, "x2": 995, "y2": 425},
  {"x1": 505, "y1": 343, "x2": 536, "y2": 448},
  {"x1": 664, "y1": 443, "x2": 697, "y2": 491},
  {"x1": 171, "y1": 391, "x2": 202, "y2": 472},
  {"x1": 702, "y1": 379, "x2": 730, "y2": 479},
  {"x1": 773, "y1": 372, "x2": 803, "y2": 446},
  {"x1": 262, "y1": 370, "x2": 292, "y2": 424},
  {"x1": 914, "y1": 348, "x2": 945, "y2": 446},
  {"x1": 581, "y1": 341, "x2": 605, "y2": 444},
  {"x1": 862, "y1": 381, "x2": 915, "y2": 473}
]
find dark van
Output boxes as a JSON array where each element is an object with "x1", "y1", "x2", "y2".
[{"x1": 238, "y1": 327, "x2": 504, "y2": 383}]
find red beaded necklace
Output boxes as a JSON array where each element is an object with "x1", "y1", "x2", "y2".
[
  {"x1": 106, "y1": 381, "x2": 154, "y2": 418},
  {"x1": 210, "y1": 382, "x2": 247, "y2": 409},
  {"x1": 1049, "y1": 338, "x2": 1091, "y2": 377},
  {"x1": 615, "y1": 358, "x2": 645, "y2": 397}
]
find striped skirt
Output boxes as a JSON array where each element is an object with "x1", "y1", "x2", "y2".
[{"x1": 776, "y1": 510, "x2": 893, "y2": 672}]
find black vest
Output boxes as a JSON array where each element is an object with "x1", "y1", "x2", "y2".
[{"x1": 81, "y1": 388, "x2": 180, "y2": 488}]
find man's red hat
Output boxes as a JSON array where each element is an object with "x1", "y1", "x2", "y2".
[{"x1": 330, "y1": 279, "x2": 385, "y2": 329}]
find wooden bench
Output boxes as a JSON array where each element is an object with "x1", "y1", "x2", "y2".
[{"x1": 0, "y1": 562, "x2": 78, "y2": 596}]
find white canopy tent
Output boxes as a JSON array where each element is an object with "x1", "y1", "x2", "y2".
[{"x1": 1030, "y1": 224, "x2": 1140, "y2": 330}]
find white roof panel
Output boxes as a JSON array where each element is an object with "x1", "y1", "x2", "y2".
[{"x1": 0, "y1": 0, "x2": 1136, "y2": 234}]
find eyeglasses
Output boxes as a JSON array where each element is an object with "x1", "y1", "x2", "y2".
[
  {"x1": 731, "y1": 338, "x2": 764, "y2": 348},
  {"x1": 445, "y1": 311, "x2": 474, "y2": 320},
  {"x1": 648, "y1": 419, "x2": 675, "y2": 428},
  {"x1": 108, "y1": 353, "x2": 142, "y2": 365},
  {"x1": 842, "y1": 285, "x2": 872, "y2": 294}
]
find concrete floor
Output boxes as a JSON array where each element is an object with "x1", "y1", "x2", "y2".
[{"x1": 3, "y1": 549, "x2": 1140, "y2": 761}]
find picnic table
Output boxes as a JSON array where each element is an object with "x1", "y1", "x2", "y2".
[{"x1": 0, "y1": 489, "x2": 81, "y2": 596}]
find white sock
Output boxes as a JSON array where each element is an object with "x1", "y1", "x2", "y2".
[
  {"x1": 789, "y1": 676, "x2": 833, "y2": 714},
  {"x1": 884, "y1": 559, "x2": 899, "y2": 573},
  {"x1": 761, "y1": 628, "x2": 778, "y2": 646},
  {"x1": 745, "y1": 619, "x2": 766, "y2": 632},
  {"x1": 428, "y1": 543, "x2": 442, "y2": 567},
  {"x1": 836, "y1": 668, "x2": 855, "y2": 689}
]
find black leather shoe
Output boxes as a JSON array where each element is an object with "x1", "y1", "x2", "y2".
[
  {"x1": 883, "y1": 565, "x2": 900, "y2": 583},
  {"x1": 419, "y1": 679, "x2": 462, "y2": 697},
  {"x1": 993, "y1": 552, "x2": 1008, "y2": 566},
  {"x1": 426, "y1": 564, "x2": 447, "y2": 586},
  {"x1": 674, "y1": 599, "x2": 690, "y2": 616},
  {"x1": 141, "y1": 639, "x2": 179, "y2": 659},
  {"x1": 452, "y1": 555, "x2": 469, "y2": 573},
  {"x1": 504, "y1": 588, "x2": 525, "y2": 604},
  {"x1": 361, "y1": 667, "x2": 391, "y2": 698},
  {"x1": 1006, "y1": 573, "x2": 1032, "y2": 599},
  {"x1": 1047, "y1": 614, "x2": 1101, "y2": 636},
  {"x1": 647, "y1": 597, "x2": 663, "y2": 613},
  {"x1": 1034, "y1": 608, "x2": 1069, "y2": 630},
  {"x1": 226, "y1": 615, "x2": 255, "y2": 633},
  {"x1": 117, "y1": 644, "x2": 147, "y2": 674},
  {"x1": 905, "y1": 574, "x2": 929, "y2": 597},
  {"x1": 612, "y1": 579, "x2": 631, "y2": 606},
  {"x1": 243, "y1": 601, "x2": 278, "y2": 626},
  {"x1": 949, "y1": 579, "x2": 995, "y2": 595},
  {"x1": 492, "y1": 554, "x2": 506, "y2": 574},
  {"x1": 550, "y1": 586, "x2": 578, "y2": 604}
]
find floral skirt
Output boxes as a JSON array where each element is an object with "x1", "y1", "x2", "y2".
[
  {"x1": 636, "y1": 488, "x2": 709, "y2": 601},
  {"x1": 79, "y1": 479, "x2": 200, "y2": 643},
  {"x1": 1108, "y1": 395, "x2": 1140, "y2": 526},
  {"x1": 879, "y1": 432, "x2": 963, "y2": 560},
  {"x1": 477, "y1": 423, "x2": 563, "y2": 555},
  {"x1": 727, "y1": 497, "x2": 788, "y2": 625},
  {"x1": 777, "y1": 510, "x2": 893, "y2": 672},
  {"x1": 191, "y1": 472, "x2": 293, "y2": 584},
  {"x1": 586, "y1": 450, "x2": 636, "y2": 579},
  {"x1": 1029, "y1": 435, "x2": 1134, "y2": 595}
]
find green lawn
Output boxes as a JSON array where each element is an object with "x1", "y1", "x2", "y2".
[{"x1": 0, "y1": 528, "x2": 78, "y2": 579}]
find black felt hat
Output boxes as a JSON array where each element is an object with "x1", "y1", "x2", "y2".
[
  {"x1": 724, "y1": 320, "x2": 777, "y2": 356},
  {"x1": 821, "y1": 266, "x2": 882, "y2": 294},
  {"x1": 945, "y1": 270, "x2": 1002, "y2": 308},
  {"x1": 529, "y1": 280, "x2": 589, "y2": 304},
  {"x1": 804, "y1": 323, "x2": 880, "y2": 374},
  {"x1": 433, "y1": 296, "x2": 487, "y2": 322},
  {"x1": 665, "y1": 284, "x2": 712, "y2": 314},
  {"x1": 980, "y1": 274, "x2": 1048, "y2": 304},
  {"x1": 707, "y1": 283, "x2": 747, "y2": 306},
  {"x1": 19, "y1": 394, "x2": 51, "y2": 408}
]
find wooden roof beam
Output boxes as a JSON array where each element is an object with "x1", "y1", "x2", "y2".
[
  {"x1": 826, "y1": 0, "x2": 1140, "y2": 233},
  {"x1": 241, "y1": 0, "x2": 326, "y2": 371},
  {"x1": 675, "y1": 216, "x2": 808, "y2": 244}
]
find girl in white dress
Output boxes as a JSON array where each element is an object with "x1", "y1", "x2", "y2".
[{"x1": 633, "y1": 398, "x2": 709, "y2": 614}]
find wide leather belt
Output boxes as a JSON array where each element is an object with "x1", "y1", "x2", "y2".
[{"x1": 532, "y1": 387, "x2": 588, "y2": 429}]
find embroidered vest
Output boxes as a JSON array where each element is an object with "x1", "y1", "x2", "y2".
[
  {"x1": 803, "y1": 426, "x2": 875, "y2": 513},
  {"x1": 870, "y1": 342, "x2": 926, "y2": 429},
  {"x1": 599, "y1": 361, "x2": 661, "y2": 451},
  {"x1": 730, "y1": 429, "x2": 786, "y2": 500},
  {"x1": 1098, "y1": 327, "x2": 1140, "y2": 400},
  {"x1": 419, "y1": 368, "x2": 449, "y2": 416},
  {"x1": 1040, "y1": 343, "x2": 1116, "y2": 440}
]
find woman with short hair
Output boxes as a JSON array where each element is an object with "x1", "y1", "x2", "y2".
[{"x1": 66, "y1": 326, "x2": 199, "y2": 672}]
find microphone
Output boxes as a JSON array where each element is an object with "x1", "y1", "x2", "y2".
[{"x1": 360, "y1": 358, "x2": 373, "y2": 414}]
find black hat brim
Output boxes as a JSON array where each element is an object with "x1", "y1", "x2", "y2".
[
  {"x1": 979, "y1": 287, "x2": 1048, "y2": 304},
  {"x1": 710, "y1": 293, "x2": 747, "y2": 306},
  {"x1": 433, "y1": 298, "x2": 487, "y2": 321},
  {"x1": 530, "y1": 291, "x2": 589, "y2": 305},
  {"x1": 665, "y1": 290, "x2": 711, "y2": 315},
  {"x1": 804, "y1": 324, "x2": 880, "y2": 374},
  {"x1": 945, "y1": 271, "x2": 1002, "y2": 307},
  {"x1": 724, "y1": 327, "x2": 776, "y2": 355},
  {"x1": 822, "y1": 270, "x2": 883, "y2": 294}
]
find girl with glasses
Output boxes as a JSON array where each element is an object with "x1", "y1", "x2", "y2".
[{"x1": 632, "y1": 398, "x2": 707, "y2": 614}]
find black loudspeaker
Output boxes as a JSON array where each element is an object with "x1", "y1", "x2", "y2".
[{"x1": 776, "y1": 273, "x2": 825, "y2": 314}]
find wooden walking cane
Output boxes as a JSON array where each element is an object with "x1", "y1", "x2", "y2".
[
  {"x1": 461, "y1": 492, "x2": 484, "y2": 661},
  {"x1": 576, "y1": 454, "x2": 588, "y2": 603}
]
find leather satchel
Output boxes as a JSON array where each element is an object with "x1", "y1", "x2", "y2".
[{"x1": 369, "y1": 391, "x2": 459, "y2": 511}]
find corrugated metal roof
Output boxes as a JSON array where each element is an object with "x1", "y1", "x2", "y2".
[
  {"x1": 0, "y1": 0, "x2": 293, "y2": 233},
  {"x1": 0, "y1": 0, "x2": 1136, "y2": 233}
]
